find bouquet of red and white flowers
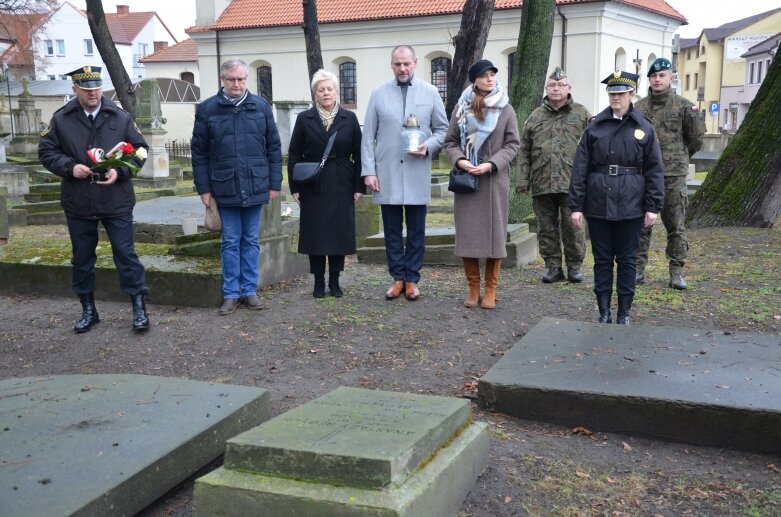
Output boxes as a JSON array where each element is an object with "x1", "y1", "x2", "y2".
[{"x1": 88, "y1": 142, "x2": 148, "y2": 174}]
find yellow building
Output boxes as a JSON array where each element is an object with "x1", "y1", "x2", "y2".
[{"x1": 677, "y1": 7, "x2": 781, "y2": 133}]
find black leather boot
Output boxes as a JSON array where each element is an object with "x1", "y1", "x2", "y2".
[
  {"x1": 596, "y1": 292, "x2": 612, "y2": 324},
  {"x1": 74, "y1": 293, "x2": 99, "y2": 333},
  {"x1": 616, "y1": 295, "x2": 633, "y2": 325},
  {"x1": 328, "y1": 272, "x2": 343, "y2": 298},
  {"x1": 131, "y1": 294, "x2": 150, "y2": 332},
  {"x1": 313, "y1": 274, "x2": 326, "y2": 298}
]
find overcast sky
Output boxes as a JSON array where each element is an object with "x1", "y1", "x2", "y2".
[
  {"x1": 665, "y1": 0, "x2": 778, "y2": 38},
  {"x1": 68, "y1": 0, "x2": 777, "y2": 43}
]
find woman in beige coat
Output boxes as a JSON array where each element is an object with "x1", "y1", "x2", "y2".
[{"x1": 444, "y1": 59, "x2": 521, "y2": 309}]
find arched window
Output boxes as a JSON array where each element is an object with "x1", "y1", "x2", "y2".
[
  {"x1": 339, "y1": 62, "x2": 356, "y2": 106},
  {"x1": 257, "y1": 66, "x2": 272, "y2": 102},
  {"x1": 431, "y1": 57, "x2": 450, "y2": 103},
  {"x1": 180, "y1": 71, "x2": 194, "y2": 84},
  {"x1": 508, "y1": 52, "x2": 516, "y2": 90},
  {"x1": 615, "y1": 48, "x2": 627, "y2": 71}
]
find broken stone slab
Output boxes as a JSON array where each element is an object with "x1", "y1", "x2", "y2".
[
  {"x1": 194, "y1": 387, "x2": 489, "y2": 517},
  {"x1": 478, "y1": 317, "x2": 781, "y2": 453},
  {"x1": 0, "y1": 374, "x2": 270, "y2": 517}
]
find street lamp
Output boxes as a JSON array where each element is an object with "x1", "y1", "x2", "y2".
[{"x1": 2, "y1": 63, "x2": 13, "y2": 139}]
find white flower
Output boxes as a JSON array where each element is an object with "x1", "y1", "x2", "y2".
[{"x1": 135, "y1": 147, "x2": 148, "y2": 160}]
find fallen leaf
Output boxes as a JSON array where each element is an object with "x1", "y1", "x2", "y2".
[
  {"x1": 768, "y1": 464, "x2": 780, "y2": 473},
  {"x1": 504, "y1": 496, "x2": 512, "y2": 504},
  {"x1": 573, "y1": 426, "x2": 597, "y2": 440},
  {"x1": 575, "y1": 469, "x2": 590, "y2": 478},
  {"x1": 622, "y1": 441, "x2": 633, "y2": 451},
  {"x1": 606, "y1": 476, "x2": 617, "y2": 484}
]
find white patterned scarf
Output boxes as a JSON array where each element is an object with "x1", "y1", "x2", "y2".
[
  {"x1": 455, "y1": 82, "x2": 509, "y2": 165},
  {"x1": 316, "y1": 101, "x2": 339, "y2": 131}
]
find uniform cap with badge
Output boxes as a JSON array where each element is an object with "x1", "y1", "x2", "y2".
[
  {"x1": 601, "y1": 70, "x2": 639, "y2": 92},
  {"x1": 549, "y1": 66, "x2": 567, "y2": 81},
  {"x1": 647, "y1": 57, "x2": 672, "y2": 77},
  {"x1": 67, "y1": 65, "x2": 102, "y2": 90}
]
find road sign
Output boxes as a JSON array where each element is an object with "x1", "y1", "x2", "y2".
[{"x1": 709, "y1": 101, "x2": 719, "y2": 115}]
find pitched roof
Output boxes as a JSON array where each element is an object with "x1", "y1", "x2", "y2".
[
  {"x1": 702, "y1": 7, "x2": 781, "y2": 42},
  {"x1": 105, "y1": 11, "x2": 156, "y2": 45},
  {"x1": 679, "y1": 37, "x2": 699, "y2": 50},
  {"x1": 741, "y1": 32, "x2": 781, "y2": 58},
  {"x1": 0, "y1": 12, "x2": 48, "y2": 67},
  {"x1": 140, "y1": 39, "x2": 198, "y2": 63},
  {"x1": 201, "y1": 0, "x2": 684, "y2": 31}
]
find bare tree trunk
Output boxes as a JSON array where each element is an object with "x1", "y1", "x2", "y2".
[
  {"x1": 85, "y1": 0, "x2": 137, "y2": 120},
  {"x1": 446, "y1": 0, "x2": 495, "y2": 119},
  {"x1": 302, "y1": 0, "x2": 323, "y2": 99},
  {"x1": 508, "y1": 0, "x2": 555, "y2": 224},
  {"x1": 688, "y1": 55, "x2": 781, "y2": 228}
]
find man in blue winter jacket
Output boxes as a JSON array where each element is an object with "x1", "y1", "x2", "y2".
[{"x1": 192, "y1": 59, "x2": 283, "y2": 314}]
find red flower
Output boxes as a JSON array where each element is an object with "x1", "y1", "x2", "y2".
[{"x1": 122, "y1": 143, "x2": 135, "y2": 154}]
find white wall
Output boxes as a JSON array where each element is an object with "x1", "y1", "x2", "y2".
[
  {"x1": 34, "y1": 3, "x2": 93, "y2": 80},
  {"x1": 144, "y1": 62, "x2": 200, "y2": 85},
  {"x1": 131, "y1": 16, "x2": 178, "y2": 79}
]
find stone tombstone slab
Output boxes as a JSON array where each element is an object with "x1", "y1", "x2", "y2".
[
  {"x1": 0, "y1": 374, "x2": 271, "y2": 517},
  {"x1": 479, "y1": 317, "x2": 781, "y2": 454},
  {"x1": 225, "y1": 386, "x2": 471, "y2": 489},
  {"x1": 194, "y1": 387, "x2": 489, "y2": 517}
]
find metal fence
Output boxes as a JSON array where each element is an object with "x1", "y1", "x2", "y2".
[{"x1": 165, "y1": 139, "x2": 192, "y2": 166}]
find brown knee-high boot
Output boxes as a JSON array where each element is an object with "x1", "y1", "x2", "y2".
[
  {"x1": 462, "y1": 257, "x2": 481, "y2": 308},
  {"x1": 481, "y1": 258, "x2": 502, "y2": 309}
]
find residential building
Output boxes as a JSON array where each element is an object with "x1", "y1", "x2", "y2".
[
  {"x1": 725, "y1": 33, "x2": 780, "y2": 131},
  {"x1": 188, "y1": 0, "x2": 687, "y2": 123},
  {"x1": 677, "y1": 7, "x2": 781, "y2": 133},
  {"x1": 139, "y1": 39, "x2": 199, "y2": 85},
  {"x1": 0, "y1": 2, "x2": 178, "y2": 82}
]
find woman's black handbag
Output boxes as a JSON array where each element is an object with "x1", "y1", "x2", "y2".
[
  {"x1": 291, "y1": 131, "x2": 338, "y2": 185},
  {"x1": 447, "y1": 167, "x2": 479, "y2": 193}
]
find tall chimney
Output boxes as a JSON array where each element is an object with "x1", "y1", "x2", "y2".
[{"x1": 117, "y1": 5, "x2": 130, "y2": 15}]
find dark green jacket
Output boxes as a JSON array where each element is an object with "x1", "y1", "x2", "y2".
[
  {"x1": 634, "y1": 88, "x2": 705, "y2": 177},
  {"x1": 517, "y1": 96, "x2": 591, "y2": 195}
]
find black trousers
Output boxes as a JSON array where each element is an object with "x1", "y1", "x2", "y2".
[
  {"x1": 587, "y1": 217, "x2": 643, "y2": 297},
  {"x1": 67, "y1": 215, "x2": 147, "y2": 296},
  {"x1": 309, "y1": 255, "x2": 345, "y2": 275}
]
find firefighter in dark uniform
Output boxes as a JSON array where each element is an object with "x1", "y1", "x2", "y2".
[
  {"x1": 570, "y1": 71, "x2": 664, "y2": 325},
  {"x1": 38, "y1": 66, "x2": 150, "y2": 333}
]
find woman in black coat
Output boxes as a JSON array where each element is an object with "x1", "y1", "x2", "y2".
[
  {"x1": 288, "y1": 69, "x2": 364, "y2": 298},
  {"x1": 570, "y1": 71, "x2": 664, "y2": 325}
]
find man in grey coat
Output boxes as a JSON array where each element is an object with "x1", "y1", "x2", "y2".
[{"x1": 362, "y1": 45, "x2": 448, "y2": 301}]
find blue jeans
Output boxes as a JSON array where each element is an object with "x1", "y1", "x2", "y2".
[
  {"x1": 219, "y1": 204, "x2": 262, "y2": 298},
  {"x1": 381, "y1": 204, "x2": 427, "y2": 284}
]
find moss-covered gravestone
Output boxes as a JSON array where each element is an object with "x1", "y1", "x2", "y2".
[{"x1": 194, "y1": 387, "x2": 489, "y2": 516}]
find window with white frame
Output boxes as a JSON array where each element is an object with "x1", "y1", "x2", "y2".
[
  {"x1": 60, "y1": 75, "x2": 68, "y2": 80},
  {"x1": 47, "y1": 75, "x2": 56, "y2": 80},
  {"x1": 45, "y1": 40, "x2": 54, "y2": 56},
  {"x1": 84, "y1": 39, "x2": 93, "y2": 56},
  {"x1": 757, "y1": 60, "x2": 764, "y2": 83},
  {"x1": 749, "y1": 62, "x2": 755, "y2": 84},
  {"x1": 56, "y1": 39, "x2": 65, "y2": 56}
]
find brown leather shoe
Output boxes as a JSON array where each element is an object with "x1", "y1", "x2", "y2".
[
  {"x1": 385, "y1": 280, "x2": 405, "y2": 300},
  {"x1": 241, "y1": 295, "x2": 265, "y2": 310},
  {"x1": 405, "y1": 282, "x2": 420, "y2": 301},
  {"x1": 219, "y1": 298, "x2": 239, "y2": 315}
]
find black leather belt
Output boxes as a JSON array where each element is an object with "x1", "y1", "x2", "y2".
[{"x1": 592, "y1": 165, "x2": 641, "y2": 175}]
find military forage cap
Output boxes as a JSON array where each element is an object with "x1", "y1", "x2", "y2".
[
  {"x1": 647, "y1": 57, "x2": 672, "y2": 77},
  {"x1": 601, "y1": 70, "x2": 639, "y2": 92},
  {"x1": 67, "y1": 65, "x2": 102, "y2": 90},
  {"x1": 549, "y1": 67, "x2": 567, "y2": 81}
]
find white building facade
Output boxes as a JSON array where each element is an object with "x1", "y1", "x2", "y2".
[{"x1": 189, "y1": 0, "x2": 685, "y2": 121}]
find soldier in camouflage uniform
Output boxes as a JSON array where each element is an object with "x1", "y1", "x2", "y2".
[
  {"x1": 517, "y1": 67, "x2": 591, "y2": 283},
  {"x1": 635, "y1": 58, "x2": 705, "y2": 289}
]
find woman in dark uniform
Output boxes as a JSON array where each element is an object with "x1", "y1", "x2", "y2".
[
  {"x1": 288, "y1": 69, "x2": 364, "y2": 298},
  {"x1": 570, "y1": 71, "x2": 664, "y2": 325}
]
